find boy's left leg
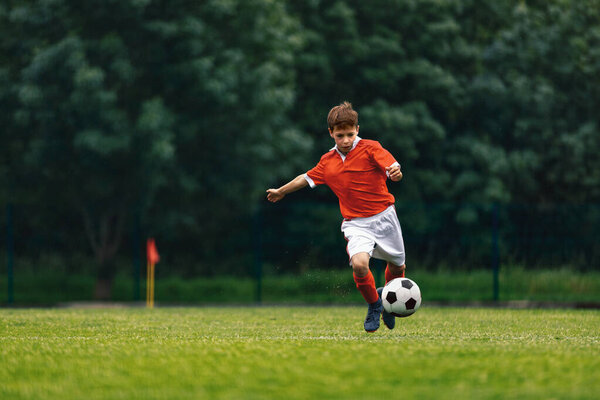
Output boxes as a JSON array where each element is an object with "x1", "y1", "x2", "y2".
[
  {"x1": 385, "y1": 262, "x2": 405, "y2": 281},
  {"x1": 379, "y1": 262, "x2": 406, "y2": 329}
]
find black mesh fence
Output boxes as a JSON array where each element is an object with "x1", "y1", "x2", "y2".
[
  {"x1": 2, "y1": 201, "x2": 600, "y2": 278},
  {"x1": 258, "y1": 201, "x2": 600, "y2": 272}
]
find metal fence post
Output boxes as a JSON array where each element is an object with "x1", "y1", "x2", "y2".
[
  {"x1": 6, "y1": 203, "x2": 14, "y2": 305},
  {"x1": 133, "y1": 209, "x2": 142, "y2": 301},
  {"x1": 253, "y1": 206, "x2": 263, "y2": 304},
  {"x1": 492, "y1": 203, "x2": 500, "y2": 302}
]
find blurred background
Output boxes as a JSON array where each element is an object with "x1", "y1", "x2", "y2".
[{"x1": 1, "y1": 0, "x2": 599, "y2": 305}]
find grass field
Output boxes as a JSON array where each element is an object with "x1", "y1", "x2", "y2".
[{"x1": 1, "y1": 306, "x2": 599, "y2": 400}]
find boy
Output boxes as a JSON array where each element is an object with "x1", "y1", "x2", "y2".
[{"x1": 266, "y1": 101, "x2": 407, "y2": 332}]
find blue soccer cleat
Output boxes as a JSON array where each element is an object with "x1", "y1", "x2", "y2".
[
  {"x1": 377, "y1": 287, "x2": 395, "y2": 329},
  {"x1": 364, "y1": 297, "x2": 383, "y2": 332}
]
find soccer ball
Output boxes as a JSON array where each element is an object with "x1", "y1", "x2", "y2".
[{"x1": 381, "y1": 278, "x2": 422, "y2": 317}]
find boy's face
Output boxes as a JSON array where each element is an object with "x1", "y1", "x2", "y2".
[{"x1": 329, "y1": 125, "x2": 359, "y2": 155}]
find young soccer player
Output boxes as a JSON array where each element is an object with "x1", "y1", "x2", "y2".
[{"x1": 266, "y1": 101, "x2": 407, "y2": 332}]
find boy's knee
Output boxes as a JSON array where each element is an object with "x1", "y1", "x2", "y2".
[
  {"x1": 388, "y1": 263, "x2": 406, "y2": 275},
  {"x1": 351, "y1": 253, "x2": 370, "y2": 277},
  {"x1": 353, "y1": 264, "x2": 369, "y2": 277}
]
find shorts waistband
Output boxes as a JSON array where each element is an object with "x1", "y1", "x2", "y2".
[{"x1": 342, "y1": 205, "x2": 395, "y2": 223}]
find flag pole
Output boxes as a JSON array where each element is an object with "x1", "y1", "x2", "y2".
[
  {"x1": 150, "y1": 262, "x2": 155, "y2": 308},
  {"x1": 146, "y1": 260, "x2": 151, "y2": 308},
  {"x1": 146, "y1": 238, "x2": 160, "y2": 309}
]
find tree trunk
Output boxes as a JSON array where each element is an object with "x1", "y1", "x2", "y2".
[
  {"x1": 94, "y1": 258, "x2": 117, "y2": 300},
  {"x1": 82, "y1": 206, "x2": 126, "y2": 301},
  {"x1": 94, "y1": 278, "x2": 113, "y2": 300}
]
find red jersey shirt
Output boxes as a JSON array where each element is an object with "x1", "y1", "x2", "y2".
[{"x1": 304, "y1": 138, "x2": 398, "y2": 220}]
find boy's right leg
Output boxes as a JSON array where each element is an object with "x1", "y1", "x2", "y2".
[
  {"x1": 352, "y1": 252, "x2": 382, "y2": 332},
  {"x1": 380, "y1": 262, "x2": 406, "y2": 330}
]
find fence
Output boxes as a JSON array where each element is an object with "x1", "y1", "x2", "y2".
[
  {"x1": 259, "y1": 201, "x2": 600, "y2": 270},
  {"x1": 3, "y1": 201, "x2": 600, "y2": 304}
]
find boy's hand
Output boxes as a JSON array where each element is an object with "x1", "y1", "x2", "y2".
[
  {"x1": 266, "y1": 174, "x2": 309, "y2": 203},
  {"x1": 386, "y1": 165, "x2": 403, "y2": 182},
  {"x1": 266, "y1": 188, "x2": 285, "y2": 202}
]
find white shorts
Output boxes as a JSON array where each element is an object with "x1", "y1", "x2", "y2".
[{"x1": 341, "y1": 205, "x2": 406, "y2": 266}]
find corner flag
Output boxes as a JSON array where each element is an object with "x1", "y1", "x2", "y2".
[
  {"x1": 147, "y1": 238, "x2": 160, "y2": 264},
  {"x1": 146, "y1": 238, "x2": 159, "y2": 308}
]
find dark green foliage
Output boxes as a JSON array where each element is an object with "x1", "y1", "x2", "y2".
[
  {"x1": 1, "y1": 0, "x2": 309, "y2": 289},
  {"x1": 1, "y1": 0, "x2": 600, "y2": 295},
  {"x1": 474, "y1": 1, "x2": 600, "y2": 203}
]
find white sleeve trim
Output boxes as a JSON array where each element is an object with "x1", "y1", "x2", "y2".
[
  {"x1": 304, "y1": 173, "x2": 316, "y2": 188},
  {"x1": 386, "y1": 162, "x2": 400, "y2": 178}
]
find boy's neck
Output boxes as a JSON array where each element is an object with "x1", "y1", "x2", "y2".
[{"x1": 332, "y1": 136, "x2": 361, "y2": 159}]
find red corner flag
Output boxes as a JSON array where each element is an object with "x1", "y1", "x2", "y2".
[{"x1": 146, "y1": 238, "x2": 160, "y2": 264}]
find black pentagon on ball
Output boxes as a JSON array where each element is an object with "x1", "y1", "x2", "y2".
[
  {"x1": 401, "y1": 279, "x2": 413, "y2": 289},
  {"x1": 405, "y1": 297, "x2": 417, "y2": 310},
  {"x1": 386, "y1": 291, "x2": 398, "y2": 304}
]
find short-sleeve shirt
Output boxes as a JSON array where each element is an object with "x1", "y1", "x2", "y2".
[{"x1": 304, "y1": 138, "x2": 398, "y2": 220}]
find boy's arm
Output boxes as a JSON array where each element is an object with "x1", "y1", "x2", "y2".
[
  {"x1": 266, "y1": 174, "x2": 309, "y2": 202},
  {"x1": 369, "y1": 141, "x2": 403, "y2": 182}
]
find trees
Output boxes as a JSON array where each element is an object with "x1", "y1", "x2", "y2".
[
  {"x1": 138, "y1": 0, "x2": 310, "y2": 274},
  {"x1": 2, "y1": 0, "x2": 599, "y2": 291},
  {"x1": 474, "y1": 1, "x2": 600, "y2": 203},
  {"x1": 290, "y1": 0, "x2": 600, "y2": 207},
  {"x1": 2, "y1": 0, "x2": 308, "y2": 296},
  {"x1": 283, "y1": 0, "x2": 600, "y2": 268},
  {"x1": 289, "y1": 0, "x2": 479, "y2": 201},
  {"x1": 5, "y1": 1, "x2": 178, "y2": 297}
]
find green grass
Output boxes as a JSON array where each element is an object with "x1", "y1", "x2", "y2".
[{"x1": 1, "y1": 307, "x2": 599, "y2": 399}]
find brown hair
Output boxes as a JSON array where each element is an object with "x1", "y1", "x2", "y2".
[{"x1": 327, "y1": 101, "x2": 358, "y2": 131}]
